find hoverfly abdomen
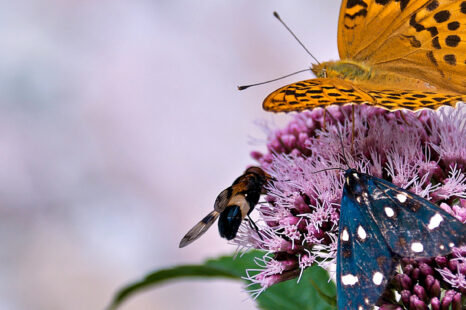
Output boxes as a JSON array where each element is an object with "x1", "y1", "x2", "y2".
[{"x1": 219, "y1": 205, "x2": 243, "y2": 240}]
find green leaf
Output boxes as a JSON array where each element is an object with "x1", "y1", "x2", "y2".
[
  {"x1": 106, "y1": 251, "x2": 262, "y2": 310},
  {"x1": 254, "y1": 265, "x2": 337, "y2": 310},
  {"x1": 107, "y1": 250, "x2": 337, "y2": 310}
]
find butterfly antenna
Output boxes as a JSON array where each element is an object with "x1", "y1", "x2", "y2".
[
  {"x1": 324, "y1": 109, "x2": 351, "y2": 169},
  {"x1": 238, "y1": 68, "x2": 310, "y2": 90},
  {"x1": 273, "y1": 11, "x2": 320, "y2": 65}
]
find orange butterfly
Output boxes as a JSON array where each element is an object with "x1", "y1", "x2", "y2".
[{"x1": 263, "y1": 0, "x2": 466, "y2": 113}]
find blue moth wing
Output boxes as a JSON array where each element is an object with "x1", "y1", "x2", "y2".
[
  {"x1": 364, "y1": 174, "x2": 466, "y2": 258},
  {"x1": 337, "y1": 185, "x2": 394, "y2": 310},
  {"x1": 337, "y1": 169, "x2": 466, "y2": 310}
]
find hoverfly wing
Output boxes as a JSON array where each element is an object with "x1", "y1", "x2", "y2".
[
  {"x1": 179, "y1": 210, "x2": 220, "y2": 248},
  {"x1": 366, "y1": 175, "x2": 466, "y2": 257},
  {"x1": 214, "y1": 188, "x2": 232, "y2": 212}
]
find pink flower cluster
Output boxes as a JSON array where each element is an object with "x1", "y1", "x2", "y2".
[{"x1": 235, "y1": 104, "x2": 466, "y2": 305}]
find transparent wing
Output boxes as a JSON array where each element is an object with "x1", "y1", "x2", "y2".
[
  {"x1": 179, "y1": 210, "x2": 220, "y2": 248},
  {"x1": 214, "y1": 188, "x2": 231, "y2": 212}
]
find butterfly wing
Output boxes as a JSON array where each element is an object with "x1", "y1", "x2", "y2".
[
  {"x1": 263, "y1": 78, "x2": 374, "y2": 112},
  {"x1": 363, "y1": 173, "x2": 466, "y2": 257},
  {"x1": 338, "y1": 0, "x2": 428, "y2": 60},
  {"x1": 365, "y1": 89, "x2": 463, "y2": 111},
  {"x1": 337, "y1": 186, "x2": 395, "y2": 310},
  {"x1": 339, "y1": 0, "x2": 466, "y2": 94},
  {"x1": 263, "y1": 1, "x2": 466, "y2": 114},
  {"x1": 263, "y1": 77, "x2": 463, "y2": 112}
]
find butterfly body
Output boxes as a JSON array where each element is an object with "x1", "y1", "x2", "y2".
[
  {"x1": 337, "y1": 168, "x2": 466, "y2": 310},
  {"x1": 312, "y1": 60, "x2": 372, "y2": 81},
  {"x1": 264, "y1": 0, "x2": 466, "y2": 113},
  {"x1": 313, "y1": 60, "x2": 448, "y2": 92}
]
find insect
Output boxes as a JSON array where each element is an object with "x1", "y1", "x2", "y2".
[
  {"x1": 263, "y1": 0, "x2": 466, "y2": 113},
  {"x1": 337, "y1": 168, "x2": 466, "y2": 310},
  {"x1": 179, "y1": 166, "x2": 270, "y2": 248}
]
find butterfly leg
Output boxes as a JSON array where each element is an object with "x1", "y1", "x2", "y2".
[
  {"x1": 398, "y1": 111, "x2": 410, "y2": 126},
  {"x1": 321, "y1": 109, "x2": 351, "y2": 168},
  {"x1": 351, "y1": 104, "x2": 355, "y2": 155},
  {"x1": 323, "y1": 109, "x2": 327, "y2": 132},
  {"x1": 246, "y1": 215, "x2": 264, "y2": 241}
]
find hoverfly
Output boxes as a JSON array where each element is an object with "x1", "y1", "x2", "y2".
[{"x1": 179, "y1": 166, "x2": 270, "y2": 248}]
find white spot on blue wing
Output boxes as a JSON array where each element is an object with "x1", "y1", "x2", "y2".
[
  {"x1": 341, "y1": 228, "x2": 349, "y2": 241},
  {"x1": 411, "y1": 242, "x2": 424, "y2": 253},
  {"x1": 384, "y1": 207, "x2": 394, "y2": 217},
  {"x1": 396, "y1": 193, "x2": 407, "y2": 203},
  {"x1": 341, "y1": 274, "x2": 358, "y2": 286},
  {"x1": 372, "y1": 272, "x2": 384, "y2": 285},
  {"x1": 357, "y1": 226, "x2": 367, "y2": 240},
  {"x1": 428, "y1": 213, "x2": 443, "y2": 230}
]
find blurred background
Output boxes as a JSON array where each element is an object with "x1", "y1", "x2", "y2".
[{"x1": 0, "y1": 1, "x2": 340, "y2": 309}]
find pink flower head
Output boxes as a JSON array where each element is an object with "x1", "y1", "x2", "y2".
[
  {"x1": 236, "y1": 103, "x2": 466, "y2": 305},
  {"x1": 436, "y1": 247, "x2": 466, "y2": 292}
]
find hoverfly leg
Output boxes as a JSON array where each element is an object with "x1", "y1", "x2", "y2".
[{"x1": 246, "y1": 214, "x2": 264, "y2": 241}]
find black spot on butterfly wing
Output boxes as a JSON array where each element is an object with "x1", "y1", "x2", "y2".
[
  {"x1": 337, "y1": 177, "x2": 395, "y2": 310},
  {"x1": 363, "y1": 174, "x2": 466, "y2": 258}
]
